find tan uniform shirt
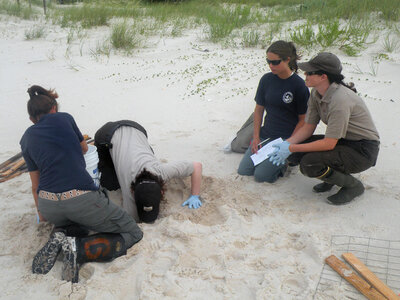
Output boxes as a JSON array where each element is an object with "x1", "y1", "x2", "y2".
[
  {"x1": 305, "y1": 83, "x2": 379, "y2": 141},
  {"x1": 110, "y1": 126, "x2": 194, "y2": 221}
]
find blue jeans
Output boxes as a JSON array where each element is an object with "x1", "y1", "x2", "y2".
[{"x1": 237, "y1": 139, "x2": 287, "y2": 183}]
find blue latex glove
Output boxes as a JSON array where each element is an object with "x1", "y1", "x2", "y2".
[
  {"x1": 182, "y1": 195, "x2": 202, "y2": 209},
  {"x1": 268, "y1": 141, "x2": 291, "y2": 166}
]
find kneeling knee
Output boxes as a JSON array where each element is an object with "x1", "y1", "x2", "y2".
[{"x1": 254, "y1": 172, "x2": 277, "y2": 183}]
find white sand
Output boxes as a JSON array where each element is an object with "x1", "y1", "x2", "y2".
[{"x1": 1, "y1": 16, "x2": 400, "y2": 299}]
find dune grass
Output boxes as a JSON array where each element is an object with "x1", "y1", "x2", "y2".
[
  {"x1": 0, "y1": 1, "x2": 34, "y2": 19},
  {"x1": 110, "y1": 21, "x2": 143, "y2": 53},
  {"x1": 24, "y1": 23, "x2": 46, "y2": 39},
  {"x1": 2, "y1": 0, "x2": 399, "y2": 55}
]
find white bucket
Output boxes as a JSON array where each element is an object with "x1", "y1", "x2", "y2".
[{"x1": 84, "y1": 144, "x2": 100, "y2": 188}]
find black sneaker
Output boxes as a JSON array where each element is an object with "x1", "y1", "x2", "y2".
[
  {"x1": 32, "y1": 231, "x2": 65, "y2": 274},
  {"x1": 61, "y1": 237, "x2": 79, "y2": 283}
]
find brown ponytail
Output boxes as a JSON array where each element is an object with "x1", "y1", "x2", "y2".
[{"x1": 27, "y1": 85, "x2": 59, "y2": 122}]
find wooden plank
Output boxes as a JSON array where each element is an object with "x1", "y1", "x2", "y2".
[
  {"x1": 325, "y1": 255, "x2": 387, "y2": 300},
  {"x1": 0, "y1": 152, "x2": 22, "y2": 171},
  {"x1": 0, "y1": 158, "x2": 25, "y2": 178},
  {"x1": 0, "y1": 170, "x2": 25, "y2": 183},
  {"x1": 343, "y1": 253, "x2": 400, "y2": 300}
]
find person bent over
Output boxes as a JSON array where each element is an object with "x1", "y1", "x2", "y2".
[{"x1": 95, "y1": 120, "x2": 203, "y2": 224}]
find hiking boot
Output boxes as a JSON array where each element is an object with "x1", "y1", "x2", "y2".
[
  {"x1": 313, "y1": 182, "x2": 334, "y2": 193},
  {"x1": 61, "y1": 236, "x2": 79, "y2": 283},
  {"x1": 32, "y1": 231, "x2": 65, "y2": 274}
]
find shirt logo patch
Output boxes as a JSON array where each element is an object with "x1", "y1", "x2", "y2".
[{"x1": 282, "y1": 92, "x2": 294, "y2": 104}]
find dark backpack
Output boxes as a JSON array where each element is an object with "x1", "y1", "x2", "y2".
[
  {"x1": 231, "y1": 113, "x2": 254, "y2": 153},
  {"x1": 94, "y1": 120, "x2": 147, "y2": 191}
]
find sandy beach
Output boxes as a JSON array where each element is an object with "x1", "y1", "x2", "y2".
[{"x1": 1, "y1": 15, "x2": 400, "y2": 299}]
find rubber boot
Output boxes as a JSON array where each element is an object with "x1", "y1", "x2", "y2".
[
  {"x1": 319, "y1": 168, "x2": 364, "y2": 205},
  {"x1": 312, "y1": 182, "x2": 334, "y2": 193},
  {"x1": 32, "y1": 231, "x2": 66, "y2": 274},
  {"x1": 61, "y1": 233, "x2": 127, "y2": 283}
]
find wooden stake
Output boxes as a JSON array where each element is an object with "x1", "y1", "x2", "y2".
[
  {"x1": 343, "y1": 253, "x2": 400, "y2": 300},
  {"x1": 325, "y1": 255, "x2": 387, "y2": 300}
]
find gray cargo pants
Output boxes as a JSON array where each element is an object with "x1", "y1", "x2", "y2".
[{"x1": 38, "y1": 188, "x2": 143, "y2": 248}]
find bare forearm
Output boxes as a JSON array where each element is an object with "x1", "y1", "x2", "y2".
[
  {"x1": 80, "y1": 140, "x2": 88, "y2": 154},
  {"x1": 289, "y1": 138, "x2": 337, "y2": 153},
  {"x1": 32, "y1": 186, "x2": 39, "y2": 210},
  {"x1": 253, "y1": 105, "x2": 264, "y2": 139},
  {"x1": 287, "y1": 123, "x2": 316, "y2": 145},
  {"x1": 291, "y1": 114, "x2": 305, "y2": 136},
  {"x1": 190, "y1": 162, "x2": 202, "y2": 195}
]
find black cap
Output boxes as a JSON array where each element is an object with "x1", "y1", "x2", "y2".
[
  {"x1": 298, "y1": 52, "x2": 342, "y2": 75},
  {"x1": 134, "y1": 180, "x2": 161, "y2": 223}
]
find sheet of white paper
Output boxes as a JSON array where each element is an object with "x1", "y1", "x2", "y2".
[{"x1": 250, "y1": 138, "x2": 283, "y2": 166}]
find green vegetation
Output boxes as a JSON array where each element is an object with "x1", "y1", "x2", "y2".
[
  {"x1": 0, "y1": 1, "x2": 34, "y2": 19},
  {"x1": 24, "y1": 23, "x2": 46, "y2": 39},
  {"x1": 1, "y1": 0, "x2": 400, "y2": 55},
  {"x1": 110, "y1": 21, "x2": 142, "y2": 53}
]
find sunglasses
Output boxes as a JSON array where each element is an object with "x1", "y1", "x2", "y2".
[
  {"x1": 266, "y1": 59, "x2": 282, "y2": 66},
  {"x1": 305, "y1": 71, "x2": 324, "y2": 76}
]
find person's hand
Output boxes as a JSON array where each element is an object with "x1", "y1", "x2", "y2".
[
  {"x1": 251, "y1": 137, "x2": 261, "y2": 154},
  {"x1": 182, "y1": 195, "x2": 202, "y2": 209},
  {"x1": 269, "y1": 141, "x2": 291, "y2": 166}
]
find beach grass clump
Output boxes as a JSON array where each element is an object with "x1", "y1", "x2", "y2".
[
  {"x1": 54, "y1": 4, "x2": 110, "y2": 28},
  {"x1": 241, "y1": 29, "x2": 261, "y2": 48},
  {"x1": 24, "y1": 24, "x2": 46, "y2": 40},
  {"x1": 289, "y1": 21, "x2": 315, "y2": 49},
  {"x1": 0, "y1": 1, "x2": 34, "y2": 19},
  {"x1": 110, "y1": 21, "x2": 142, "y2": 53},
  {"x1": 90, "y1": 39, "x2": 112, "y2": 59},
  {"x1": 382, "y1": 34, "x2": 399, "y2": 53},
  {"x1": 205, "y1": 5, "x2": 254, "y2": 42},
  {"x1": 290, "y1": 18, "x2": 374, "y2": 56}
]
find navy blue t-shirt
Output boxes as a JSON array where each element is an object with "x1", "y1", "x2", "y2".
[
  {"x1": 20, "y1": 112, "x2": 97, "y2": 193},
  {"x1": 255, "y1": 72, "x2": 310, "y2": 139}
]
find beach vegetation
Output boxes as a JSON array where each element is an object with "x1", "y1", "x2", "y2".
[
  {"x1": 24, "y1": 24, "x2": 46, "y2": 39},
  {"x1": 382, "y1": 34, "x2": 399, "y2": 53},
  {"x1": 1, "y1": 0, "x2": 400, "y2": 55},
  {"x1": 0, "y1": 0, "x2": 34, "y2": 19},
  {"x1": 241, "y1": 29, "x2": 261, "y2": 48},
  {"x1": 110, "y1": 21, "x2": 143, "y2": 53}
]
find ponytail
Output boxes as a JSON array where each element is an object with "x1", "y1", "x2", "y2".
[
  {"x1": 27, "y1": 85, "x2": 59, "y2": 122},
  {"x1": 325, "y1": 73, "x2": 357, "y2": 93}
]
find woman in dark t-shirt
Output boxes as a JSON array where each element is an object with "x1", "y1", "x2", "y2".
[{"x1": 238, "y1": 40, "x2": 310, "y2": 183}]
